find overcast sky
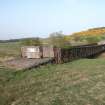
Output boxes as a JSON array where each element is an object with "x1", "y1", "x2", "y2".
[{"x1": 0, "y1": 0, "x2": 105, "y2": 40}]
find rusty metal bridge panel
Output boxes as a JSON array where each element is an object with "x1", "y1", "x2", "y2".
[{"x1": 54, "y1": 44, "x2": 105, "y2": 63}]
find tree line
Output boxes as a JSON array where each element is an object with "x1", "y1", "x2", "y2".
[
  {"x1": 1, "y1": 27, "x2": 105, "y2": 47},
  {"x1": 21, "y1": 31, "x2": 105, "y2": 47}
]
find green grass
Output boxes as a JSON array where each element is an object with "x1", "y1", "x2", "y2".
[
  {"x1": 0, "y1": 42, "x2": 21, "y2": 58},
  {"x1": 0, "y1": 58, "x2": 105, "y2": 105}
]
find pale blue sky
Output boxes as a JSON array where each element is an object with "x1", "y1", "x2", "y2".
[{"x1": 0, "y1": 0, "x2": 105, "y2": 39}]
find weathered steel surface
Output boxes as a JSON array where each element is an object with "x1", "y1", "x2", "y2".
[
  {"x1": 21, "y1": 46, "x2": 42, "y2": 59},
  {"x1": 54, "y1": 44, "x2": 105, "y2": 63},
  {"x1": 42, "y1": 46, "x2": 54, "y2": 58},
  {"x1": 21, "y1": 46, "x2": 55, "y2": 59}
]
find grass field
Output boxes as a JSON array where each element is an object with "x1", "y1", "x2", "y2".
[
  {"x1": 0, "y1": 42, "x2": 21, "y2": 57},
  {"x1": 0, "y1": 58, "x2": 105, "y2": 105},
  {"x1": 0, "y1": 42, "x2": 21, "y2": 63}
]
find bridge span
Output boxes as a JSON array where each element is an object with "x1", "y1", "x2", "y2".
[{"x1": 54, "y1": 44, "x2": 105, "y2": 63}]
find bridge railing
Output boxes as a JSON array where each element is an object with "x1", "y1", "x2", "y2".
[{"x1": 54, "y1": 44, "x2": 105, "y2": 64}]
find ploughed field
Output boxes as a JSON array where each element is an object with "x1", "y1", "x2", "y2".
[{"x1": 0, "y1": 58, "x2": 105, "y2": 105}]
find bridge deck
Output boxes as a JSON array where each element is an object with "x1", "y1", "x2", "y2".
[
  {"x1": 4, "y1": 58, "x2": 54, "y2": 70},
  {"x1": 3, "y1": 44, "x2": 105, "y2": 69}
]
